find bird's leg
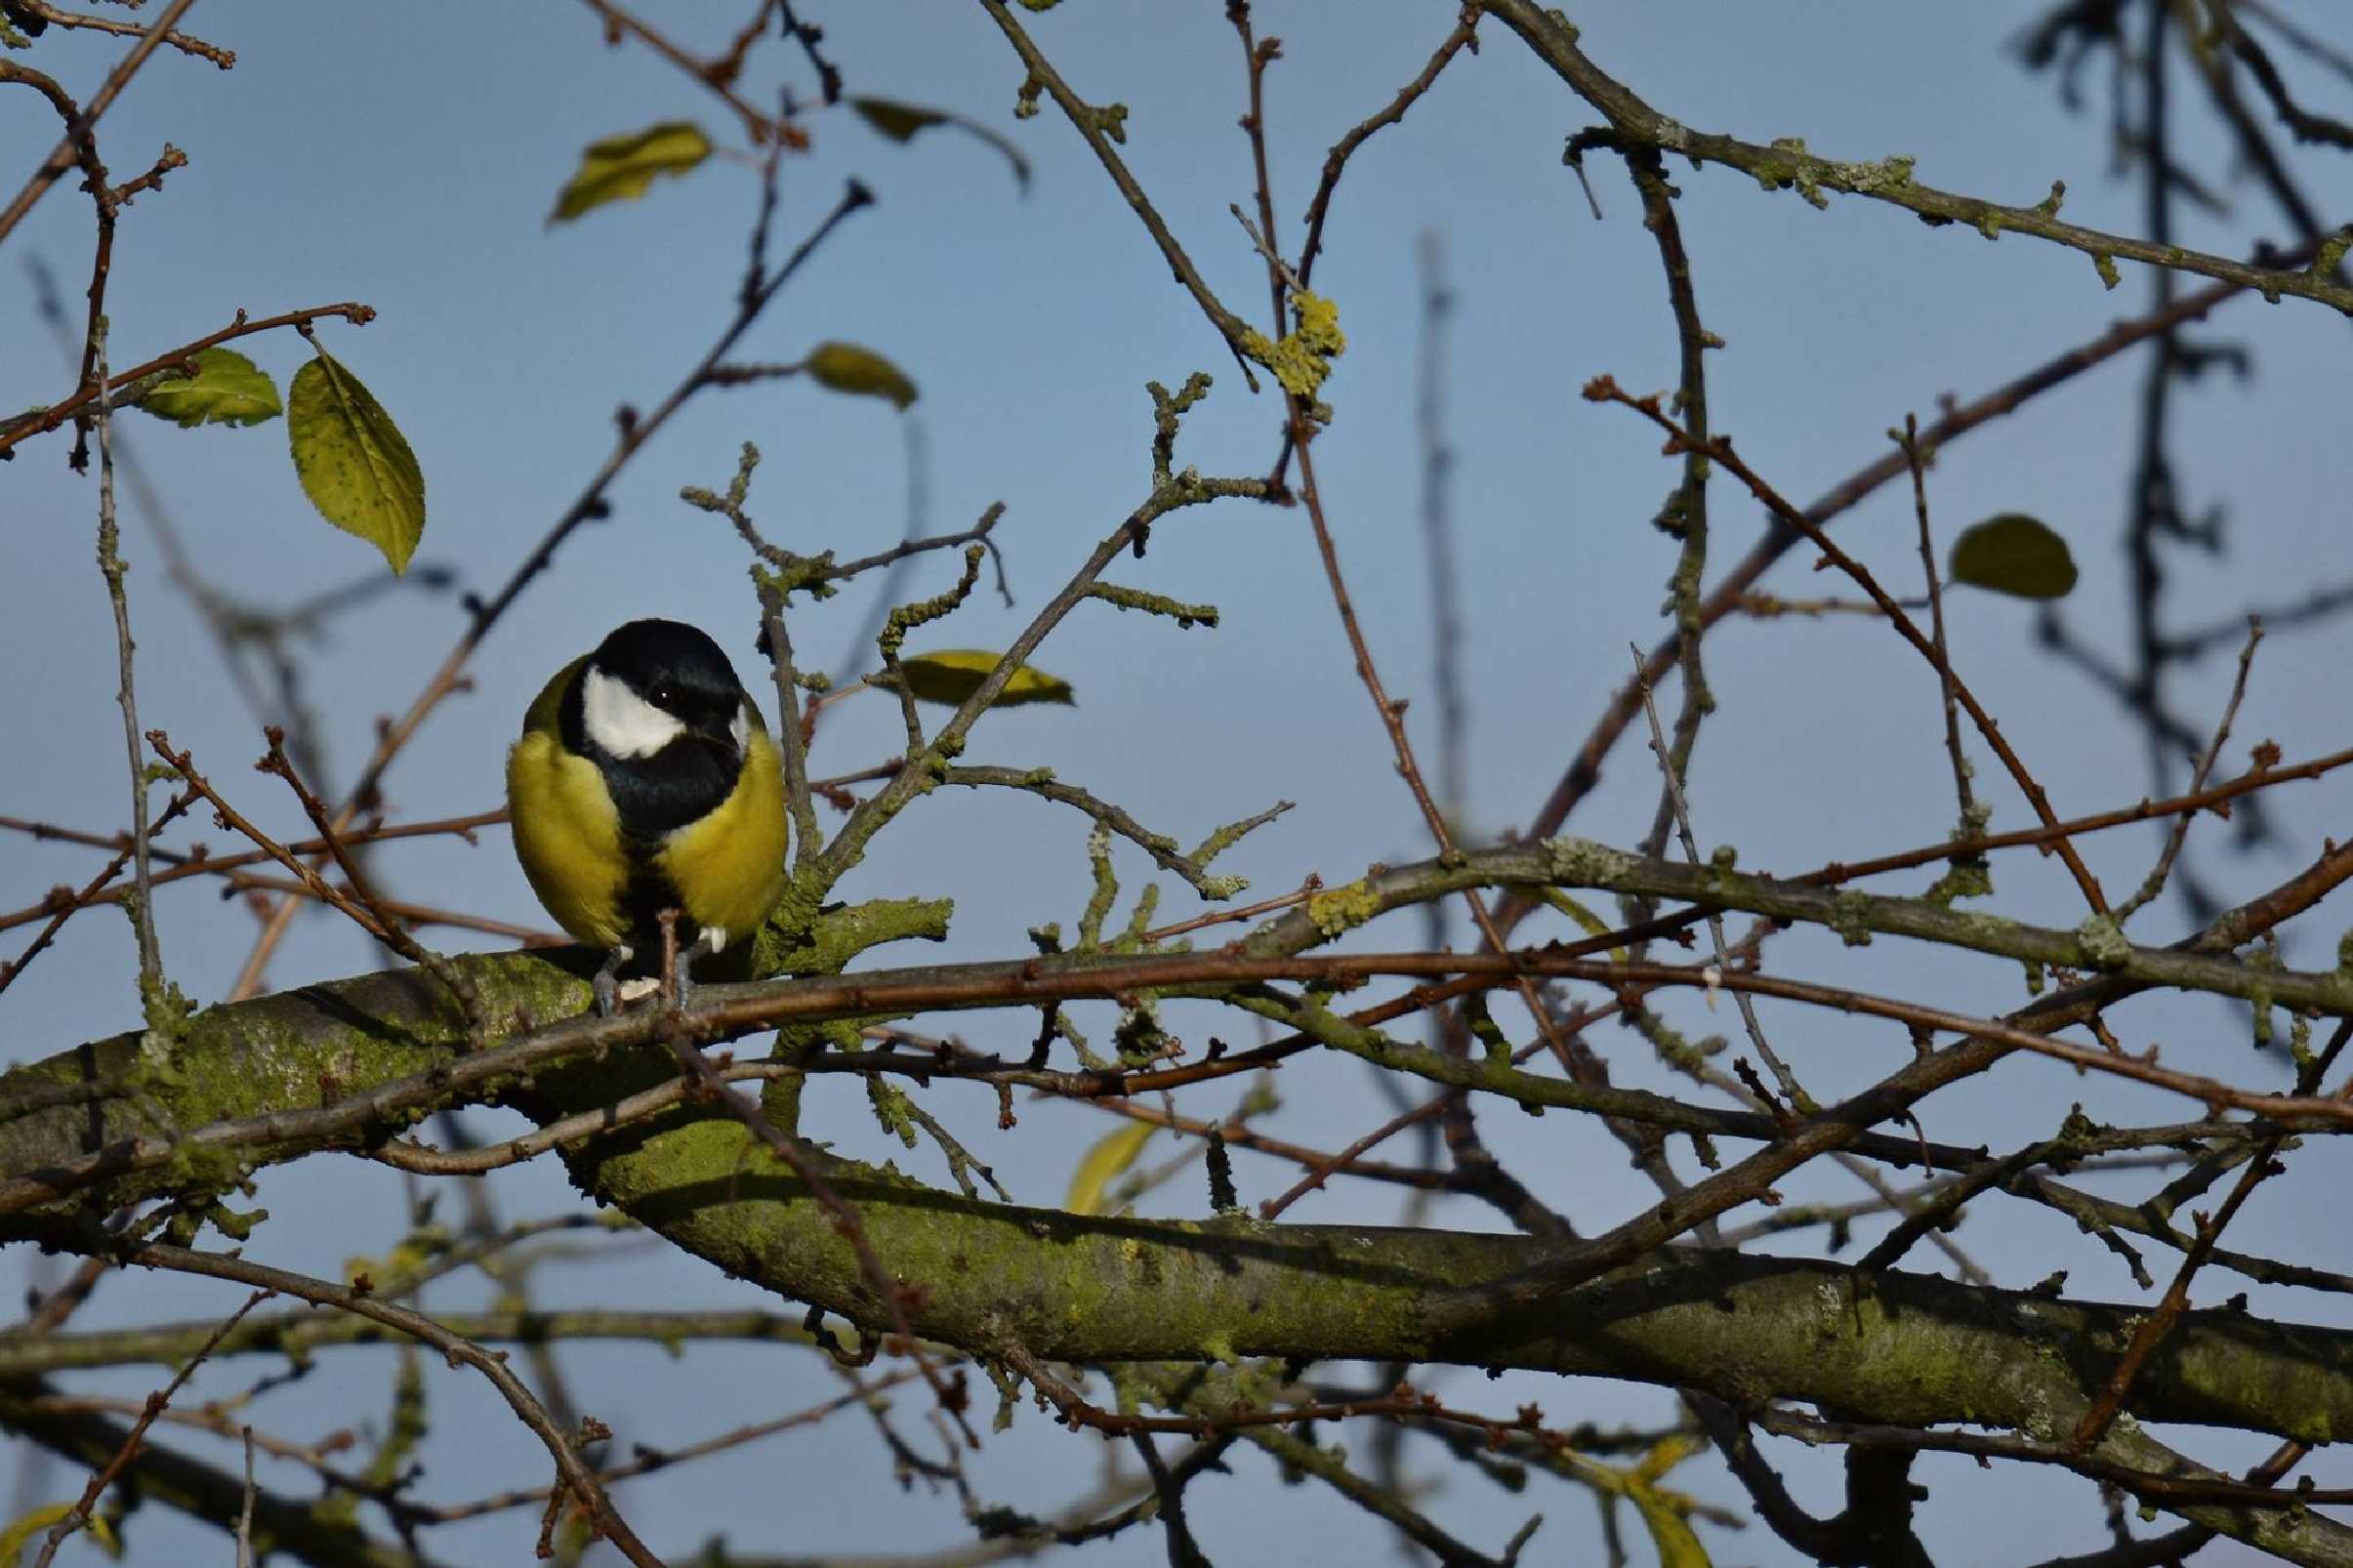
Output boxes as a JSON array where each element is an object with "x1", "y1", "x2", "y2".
[
  {"x1": 671, "y1": 925, "x2": 728, "y2": 1013},
  {"x1": 593, "y1": 943, "x2": 635, "y2": 1018}
]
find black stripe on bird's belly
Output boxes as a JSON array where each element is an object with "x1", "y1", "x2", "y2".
[{"x1": 604, "y1": 743, "x2": 740, "y2": 949}]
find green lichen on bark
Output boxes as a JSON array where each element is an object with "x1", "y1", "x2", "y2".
[
  {"x1": 1239, "y1": 290, "x2": 1346, "y2": 417},
  {"x1": 1540, "y1": 835, "x2": 1642, "y2": 887},
  {"x1": 2075, "y1": 913, "x2": 2132, "y2": 970},
  {"x1": 1830, "y1": 889, "x2": 1876, "y2": 947},
  {"x1": 1304, "y1": 879, "x2": 1383, "y2": 938}
]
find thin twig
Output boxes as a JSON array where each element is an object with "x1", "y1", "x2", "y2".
[
  {"x1": 2115, "y1": 618, "x2": 2262, "y2": 921},
  {"x1": 976, "y1": 0, "x2": 1259, "y2": 388},
  {"x1": 575, "y1": 0, "x2": 806, "y2": 148},
  {"x1": 1296, "y1": 8, "x2": 1482, "y2": 287},
  {"x1": 2070, "y1": 1015, "x2": 2353, "y2": 1451},
  {"x1": 1630, "y1": 644, "x2": 1807, "y2": 1108},
  {"x1": 8, "y1": 0, "x2": 230, "y2": 63},
  {"x1": 114, "y1": 1242, "x2": 661, "y2": 1565},
  {"x1": 31, "y1": 1287, "x2": 272, "y2": 1568},
  {"x1": 0, "y1": 789, "x2": 195, "y2": 998},
  {"x1": 0, "y1": 807, "x2": 506, "y2": 935},
  {"x1": 0, "y1": 0, "x2": 201, "y2": 248},
  {"x1": 1900, "y1": 414, "x2": 1977, "y2": 829},
  {"x1": 253, "y1": 727, "x2": 487, "y2": 1031},
  {"x1": 89, "y1": 320, "x2": 166, "y2": 996},
  {"x1": 1498, "y1": 242, "x2": 2316, "y2": 937},
  {"x1": 1586, "y1": 375, "x2": 2112, "y2": 913}
]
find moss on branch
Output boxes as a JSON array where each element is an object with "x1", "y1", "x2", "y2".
[{"x1": 3, "y1": 838, "x2": 2351, "y2": 1550}]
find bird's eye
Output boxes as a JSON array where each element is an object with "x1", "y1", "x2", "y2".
[{"x1": 653, "y1": 684, "x2": 676, "y2": 706}]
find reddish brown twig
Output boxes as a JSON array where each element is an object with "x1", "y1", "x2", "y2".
[
  {"x1": 1501, "y1": 252, "x2": 2313, "y2": 937},
  {"x1": 0, "y1": 303, "x2": 377, "y2": 458},
  {"x1": 114, "y1": 1243, "x2": 659, "y2": 1565},
  {"x1": 216, "y1": 874, "x2": 561, "y2": 947},
  {"x1": 0, "y1": 807, "x2": 508, "y2": 935},
  {"x1": 2070, "y1": 1016, "x2": 2353, "y2": 1452},
  {"x1": 2115, "y1": 619, "x2": 2264, "y2": 920},
  {"x1": 31, "y1": 1288, "x2": 273, "y2": 1568},
  {"x1": 1587, "y1": 374, "x2": 2112, "y2": 913},
  {"x1": 251, "y1": 727, "x2": 486, "y2": 1030},
  {"x1": 0, "y1": 0, "x2": 201, "y2": 248},
  {"x1": 576, "y1": 0, "x2": 808, "y2": 148},
  {"x1": 0, "y1": 788, "x2": 197, "y2": 997},
  {"x1": 4, "y1": 0, "x2": 231, "y2": 67}
]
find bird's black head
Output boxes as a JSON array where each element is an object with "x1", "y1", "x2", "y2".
[
  {"x1": 589, "y1": 619, "x2": 747, "y2": 741},
  {"x1": 565, "y1": 619, "x2": 755, "y2": 787}
]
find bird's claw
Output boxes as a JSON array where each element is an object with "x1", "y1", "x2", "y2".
[{"x1": 593, "y1": 944, "x2": 634, "y2": 1019}]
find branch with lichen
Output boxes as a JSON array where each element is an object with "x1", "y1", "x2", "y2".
[
  {"x1": 8, "y1": 832, "x2": 2352, "y2": 1239},
  {"x1": 1, "y1": 865, "x2": 2349, "y2": 1553},
  {"x1": 1485, "y1": 0, "x2": 2353, "y2": 315},
  {"x1": 811, "y1": 381, "x2": 1270, "y2": 890},
  {"x1": 944, "y1": 766, "x2": 1285, "y2": 900}
]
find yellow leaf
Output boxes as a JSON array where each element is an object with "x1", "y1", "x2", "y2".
[
  {"x1": 890, "y1": 649, "x2": 1075, "y2": 709},
  {"x1": 805, "y1": 341, "x2": 919, "y2": 410},
  {"x1": 549, "y1": 121, "x2": 712, "y2": 224},
  {"x1": 1532, "y1": 887, "x2": 1628, "y2": 965},
  {"x1": 0, "y1": 1503, "x2": 119, "y2": 1559},
  {"x1": 1627, "y1": 1480, "x2": 1713, "y2": 1568},
  {"x1": 1948, "y1": 513, "x2": 2078, "y2": 599},
  {"x1": 1065, "y1": 1121, "x2": 1155, "y2": 1216},
  {"x1": 286, "y1": 352, "x2": 426, "y2": 575},
  {"x1": 1631, "y1": 1430, "x2": 1708, "y2": 1484}
]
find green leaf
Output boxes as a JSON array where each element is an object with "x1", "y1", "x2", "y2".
[
  {"x1": 891, "y1": 649, "x2": 1075, "y2": 708},
  {"x1": 549, "y1": 121, "x2": 712, "y2": 224},
  {"x1": 852, "y1": 98, "x2": 949, "y2": 142},
  {"x1": 287, "y1": 352, "x2": 426, "y2": 576},
  {"x1": 132, "y1": 348, "x2": 282, "y2": 428},
  {"x1": 1065, "y1": 1121, "x2": 1154, "y2": 1216},
  {"x1": 850, "y1": 96, "x2": 1031, "y2": 191},
  {"x1": 805, "y1": 341, "x2": 919, "y2": 410},
  {"x1": 1948, "y1": 513, "x2": 2078, "y2": 599}
]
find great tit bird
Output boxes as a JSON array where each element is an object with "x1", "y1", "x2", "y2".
[{"x1": 507, "y1": 619, "x2": 789, "y2": 1014}]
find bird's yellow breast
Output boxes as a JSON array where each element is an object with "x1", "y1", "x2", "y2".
[
  {"x1": 508, "y1": 722, "x2": 631, "y2": 949},
  {"x1": 657, "y1": 724, "x2": 789, "y2": 942}
]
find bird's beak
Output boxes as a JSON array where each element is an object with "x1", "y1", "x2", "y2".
[{"x1": 683, "y1": 708, "x2": 743, "y2": 760}]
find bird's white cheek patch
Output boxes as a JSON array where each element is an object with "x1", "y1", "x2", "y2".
[
  {"x1": 731, "y1": 704, "x2": 751, "y2": 756},
  {"x1": 582, "y1": 668, "x2": 685, "y2": 759}
]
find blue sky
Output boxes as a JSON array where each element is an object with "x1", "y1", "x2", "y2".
[{"x1": 5, "y1": 2, "x2": 2353, "y2": 1562}]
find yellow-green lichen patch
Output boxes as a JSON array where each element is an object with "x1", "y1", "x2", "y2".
[
  {"x1": 1306, "y1": 879, "x2": 1383, "y2": 938},
  {"x1": 1240, "y1": 290, "x2": 1346, "y2": 406},
  {"x1": 1830, "y1": 889, "x2": 1877, "y2": 947},
  {"x1": 1921, "y1": 856, "x2": 1993, "y2": 909}
]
